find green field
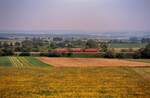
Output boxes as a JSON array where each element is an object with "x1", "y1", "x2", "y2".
[
  {"x1": 0, "y1": 57, "x2": 12, "y2": 67},
  {"x1": 0, "y1": 56, "x2": 50, "y2": 68},
  {"x1": 0, "y1": 57, "x2": 150, "y2": 98},
  {"x1": 110, "y1": 43, "x2": 147, "y2": 48}
]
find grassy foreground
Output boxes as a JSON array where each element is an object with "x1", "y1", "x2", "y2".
[{"x1": 0, "y1": 57, "x2": 150, "y2": 98}]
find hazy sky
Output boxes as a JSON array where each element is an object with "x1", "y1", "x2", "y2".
[{"x1": 0, "y1": 0, "x2": 150, "y2": 32}]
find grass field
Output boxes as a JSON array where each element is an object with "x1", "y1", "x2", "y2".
[
  {"x1": 110, "y1": 43, "x2": 147, "y2": 48},
  {"x1": 0, "y1": 57, "x2": 12, "y2": 67},
  {"x1": 0, "y1": 57, "x2": 150, "y2": 98},
  {"x1": 0, "y1": 57, "x2": 50, "y2": 68}
]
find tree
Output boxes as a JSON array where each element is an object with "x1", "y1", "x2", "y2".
[
  {"x1": 104, "y1": 50, "x2": 115, "y2": 58},
  {"x1": 100, "y1": 42, "x2": 108, "y2": 52},
  {"x1": 3, "y1": 42, "x2": 9, "y2": 48},
  {"x1": 86, "y1": 39, "x2": 98, "y2": 48},
  {"x1": 141, "y1": 38, "x2": 150, "y2": 43},
  {"x1": 15, "y1": 42, "x2": 21, "y2": 47},
  {"x1": 0, "y1": 49, "x2": 4, "y2": 56},
  {"x1": 50, "y1": 42, "x2": 57, "y2": 49},
  {"x1": 0, "y1": 42, "x2": 2, "y2": 48},
  {"x1": 19, "y1": 52, "x2": 31, "y2": 56},
  {"x1": 21, "y1": 40, "x2": 33, "y2": 52},
  {"x1": 141, "y1": 43, "x2": 150, "y2": 58},
  {"x1": 2, "y1": 48, "x2": 14, "y2": 56},
  {"x1": 14, "y1": 42, "x2": 21, "y2": 52}
]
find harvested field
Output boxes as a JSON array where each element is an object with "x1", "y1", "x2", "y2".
[
  {"x1": 40, "y1": 57, "x2": 150, "y2": 67},
  {"x1": 0, "y1": 67, "x2": 150, "y2": 98}
]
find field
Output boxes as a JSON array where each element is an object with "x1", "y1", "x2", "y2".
[
  {"x1": 110, "y1": 43, "x2": 147, "y2": 48},
  {"x1": 128, "y1": 59, "x2": 150, "y2": 63},
  {"x1": 0, "y1": 57, "x2": 12, "y2": 67},
  {"x1": 0, "y1": 57, "x2": 150, "y2": 98},
  {"x1": 7, "y1": 57, "x2": 50, "y2": 68},
  {"x1": 40, "y1": 57, "x2": 150, "y2": 67}
]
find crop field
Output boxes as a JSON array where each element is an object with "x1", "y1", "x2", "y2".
[
  {"x1": 109, "y1": 43, "x2": 147, "y2": 48},
  {"x1": 128, "y1": 59, "x2": 150, "y2": 63},
  {"x1": 0, "y1": 57, "x2": 50, "y2": 68},
  {"x1": 0, "y1": 57, "x2": 12, "y2": 67},
  {"x1": 0, "y1": 57, "x2": 150, "y2": 98},
  {"x1": 40, "y1": 57, "x2": 150, "y2": 67}
]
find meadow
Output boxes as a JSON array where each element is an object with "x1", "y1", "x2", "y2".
[
  {"x1": 109, "y1": 43, "x2": 147, "y2": 48},
  {"x1": 0, "y1": 57, "x2": 150, "y2": 98}
]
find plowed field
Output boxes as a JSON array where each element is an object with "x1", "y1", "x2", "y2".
[{"x1": 40, "y1": 57, "x2": 150, "y2": 67}]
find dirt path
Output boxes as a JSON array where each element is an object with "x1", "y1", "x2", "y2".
[{"x1": 39, "y1": 57, "x2": 150, "y2": 67}]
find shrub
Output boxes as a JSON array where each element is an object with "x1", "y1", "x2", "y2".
[
  {"x1": 40, "y1": 52, "x2": 49, "y2": 56},
  {"x1": 133, "y1": 52, "x2": 141, "y2": 59},
  {"x1": 140, "y1": 43, "x2": 150, "y2": 58},
  {"x1": 19, "y1": 52, "x2": 31, "y2": 56},
  {"x1": 104, "y1": 51, "x2": 115, "y2": 58},
  {"x1": 1, "y1": 48, "x2": 14, "y2": 56},
  {"x1": 48, "y1": 52, "x2": 62, "y2": 57},
  {"x1": 0, "y1": 49, "x2": 5, "y2": 56},
  {"x1": 116, "y1": 53, "x2": 126, "y2": 58},
  {"x1": 66, "y1": 52, "x2": 73, "y2": 57}
]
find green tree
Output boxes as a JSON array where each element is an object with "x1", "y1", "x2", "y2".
[
  {"x1": 0, "y1": 42, "x2": 2, "y2": 48},
  {"x1": 86, "y1": 39, "x2": 98, "y2": 48},
  {"x1": 141, "y1": 43, "x2": 150, "y2": 58},
  {"x1": 100, "y1": 42, "x2": 108, "y2": 52},
  {"x1": 21, "y1": 40, "x2": 33, "y2": 52},
  {"x1": 3, "y1": 42, "x2": 9, "y2": 48}
]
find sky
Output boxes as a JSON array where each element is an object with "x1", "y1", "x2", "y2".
[{"x1": 0, "y1": 0, "x2": 150, "y2": 32}]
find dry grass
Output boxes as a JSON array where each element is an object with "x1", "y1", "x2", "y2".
[
  {"x1": 0, "y1": 67, "x2": 150, "y2": 98},
  {"x1": 39, "y1": 57, "x2": 150, "y2": 67}
]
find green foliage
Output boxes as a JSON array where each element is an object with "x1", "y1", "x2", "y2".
[
  {"x1": 1, "y1": 48, "x2": 14, "y2": 56},
  {"x1": 141, "y1": 43, "x2": 150, "y2": 58},
  {"x1": 86, "y1": 39, "x2": 98, "y2": 48},
  {"x1": 104, "y1": 51, "x2": 115, "y2": 58},
  {"x1": 110, "y1": 43, "x2": 146, "y2": 48},
  {"x1": 100, "y1": 42, "x2": 108, "y2": 52},
  {"x1": 19, "y1": 52, "x2": 31, "y2": 56}
]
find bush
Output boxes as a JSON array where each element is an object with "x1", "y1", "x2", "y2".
[
  {"x1": 140, "y1": 43, "x2": 150, "y2": 58},
  {"x1": 66, "y1": 52, "x2": 73, "y2": 57},
  {"x1": 40, "y1": 52, "x2": 62, "y2": 57},
  {"x1": 133, "y1": 52, "x2": 141, "y2": 59},
  {"x1": 0, "y1": 50, "x2": 5, "y2": 56},
  {"x1": 19, "y1": 52, "x2": 31, "y2": 56},
  {"x1": 115, "y1": 52, "x2": 134, "y2": 59},
  {"x1": 40, "y1": 52, "x2": 49, "y2": 56},
  {"x1": 1, "y1": 48, "x2": 14, "y2": 56},
  {"x1": 104, "y1": 51, "x2": 115, "y2": 58},
  {"x1": 116, "y1": 53, "x2": 126, "y2": 58}
]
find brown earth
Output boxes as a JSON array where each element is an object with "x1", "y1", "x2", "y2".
[{"x1": 39, "y1": 57, "x2": 150, "y2": 67}]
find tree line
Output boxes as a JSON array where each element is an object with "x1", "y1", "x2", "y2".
[{"x1": 0, "y1": 38, "x2": 150, "y2": 58}]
